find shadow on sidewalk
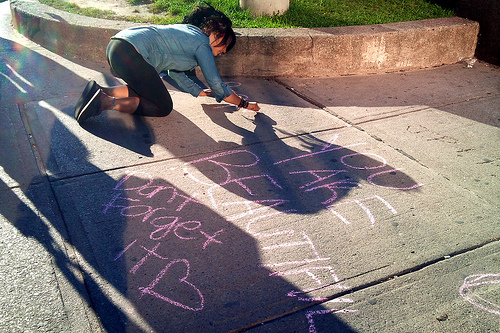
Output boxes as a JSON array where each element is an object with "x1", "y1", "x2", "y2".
[
  {"x1": 196, "y1": 104, "x2": 421, "y2": 214},
  {"x1": 0, "y1": 38, "x2": 362, "y2": 332},
  {"x1": 60, "y1": 69, "x2": 424, "y2": 332}
]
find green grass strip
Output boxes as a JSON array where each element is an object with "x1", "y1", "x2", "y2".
[{"x1": 39, "y1": 0, "x2": 455, "y2": 28}]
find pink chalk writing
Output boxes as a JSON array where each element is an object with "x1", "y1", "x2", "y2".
[
  {"x1": 274, "y1": 133, "x2": 366, "y2": 165},
  {"x1": 260, "y1": 232, "x2": 329, "y2": 268},
  {"x1": 459, "y1": 273, "x2": 500, "y2": 315},
  {"x1": 113, "y1": 171, "x2": 202, "y2": 211},
  {"x1": 286, "y1": 169, "x2": 359, "y2": 205},
  {"x1": 262, "y1": 257, "x2": 331, "y2": 268},
  {"x1": 131, "y1": 242, "x2": 169, "y2": 274},
  {"x1": 186, "y1": 150, "x2": 282, "y2": 196},
  {"x1": 103, "y1": 131, "x2": 424, "y2": 329},
  {"x1": 102, "y1": 193, "x2": 147, "y2": 216},
  {"x1": 224, "y1": 81, "x2": 242, "y2": 88},
  {"x1": 139, "y1": 259, "x2": 205, "y2": 311},
  {"x1": 222, "y1": 199, "x2": 296, "y2": 236},
  {"x1": 114, "y1": 239, "x2": 137, "y2": 261},
  {"x1": 272, "y1": 266, "x2": 342, "y2": 286},
  {"x1": 186, "y1": 149, "x2": 260, "y2": 168},
  {"x1": 321, "y1": 133, "x2": 341, "y2": 151},
  {"x1": 328, "y1": 195, "x2": 397, "y2": 226},
  {"x1": 149, "y1": 215, "x2": 180, "y2": 240},
  {"x1": 223, "y1": 199, "x2": 290, "y2": 221},
  {"x1": 185, "y1": 150, "x2": 282, "y2": 208},
  {"x1": 223, "y1": 81, "x2": 249, "y2": 100},
  {"x1": 258, "y1": 230, "x2": 349, "y2": 301},
  {"x1": 303, "y1": 180, "x2": 359, "y2": 205},
  {"x1": 200, "y1": 228, "x2": 224, "y2": 249},
  {"x1": 103, "y1": 192, "x2": 222, "y2": 248},
  {"x1": 291, "y1": 169, "x2": 349, "y2": 189},
  {"x1": 103, "y1": 192, "x2": 200, "y2": 218},
  {"x1": 113, "y1": 239, "x2": 205, "y2": 311},
  {"x1": 306, "y1": 305, "x2": 359, "y2": 333},
  {"x1": 245, "y1": 210, "x2": 297, "y2": 237},
  {"x1": 274, "y1": 142, "x2": 366, "y2": 165}
]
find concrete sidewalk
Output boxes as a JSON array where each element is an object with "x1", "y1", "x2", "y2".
[{"x1": 1, "y1": 1, "x2": 499, "y2": 332}]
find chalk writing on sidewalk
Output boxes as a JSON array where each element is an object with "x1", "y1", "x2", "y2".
[
  {"x1": 113, "y1": 239, "x2": 206, "y2": 311},
  {"x1": 101, "y1": 132, "x2": 422, "y2": 331},
  {"x1": 211, "y1": 81, "x2": 249, "y2": 109},
  {"x1": 459, "y1": 273, "x2": 500, "y2": 315},
  {"x1": 328, "y1": 195, "x2": 397, "y2": 226},
  {"x1": 138, "y1": 258, "x2": 205, "y2": 312},
  {"x1": 306, "y1": 298, "x2": 358, "y2": 333}
]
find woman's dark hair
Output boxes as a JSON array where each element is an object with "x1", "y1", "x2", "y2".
[{"x1": 182, "y1": 3, "x2": 236, "y2": 52}]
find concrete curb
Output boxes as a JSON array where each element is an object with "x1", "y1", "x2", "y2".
[{"x1": 10, "y1": 0, "x2": 480, "y2": 77}]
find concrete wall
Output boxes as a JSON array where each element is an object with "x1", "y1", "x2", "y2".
[
  {"x1": 10, "y1": 0, "x2": 480, "y2": 77},
  {"x1": 218, "y1": 18, "x2": 478, "y2": 77}
]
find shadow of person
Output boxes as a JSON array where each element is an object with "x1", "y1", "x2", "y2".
[
  {"x1": 89, "y1": 172, "x2": 359, "y2": 332},
  {"x1": 16, "y1": 117, "x2": 131, "y2": 332},
  {"x1": 36, "y1": 116, "x2": 359, "y2": 332},
  {"x1": 0, "y1": 41, "x2": 358, "y2": 332},
  {"x1": 0, "y1": 37, "x2": 127, "y2": 331},
  {"x1": 54, "y1": 82, "x2": 421, "y2": 331},
  {"x1": 196, "y1": 104, "x2": 422, "y2": 216},
  {"x1": 81, "y1": 111, "x2": 155, "y2": 157}
]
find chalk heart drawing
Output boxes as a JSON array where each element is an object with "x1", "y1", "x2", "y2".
[
  {"x1": 459, "y1": 273, "x2": 500, "y2": 315},
  {"x1": 138, "y1": 259, "x2": 204, "y2": 311}
]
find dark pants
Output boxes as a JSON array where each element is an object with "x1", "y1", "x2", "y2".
[{"x1": 106, "y1": 39, "x2": 173, "y2": 117}]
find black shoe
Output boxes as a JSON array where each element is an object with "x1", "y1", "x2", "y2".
[
  {"x1": 74, "y1": 80, "x2": 99, "y2": 119},
  {"x1": 76, "y1": 89, "x2": 102, "y2": 123}
]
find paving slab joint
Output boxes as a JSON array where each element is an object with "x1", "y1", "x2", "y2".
[{"x1": 10, "y1": 0, "x2": 480, "y2": 77}]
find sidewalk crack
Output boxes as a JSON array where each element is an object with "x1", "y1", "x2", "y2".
[{"x1": 17, "y1": 102, "x2": 48, "y2": 178}]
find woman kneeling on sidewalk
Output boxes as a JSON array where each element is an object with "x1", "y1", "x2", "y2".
[{"x1": 74, "y1": 4, "x2": 260, "y2": 123}]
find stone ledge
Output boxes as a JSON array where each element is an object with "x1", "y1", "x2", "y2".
[{"x1": 10, "y1": 0, "x2": 479, "y2": 77}]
